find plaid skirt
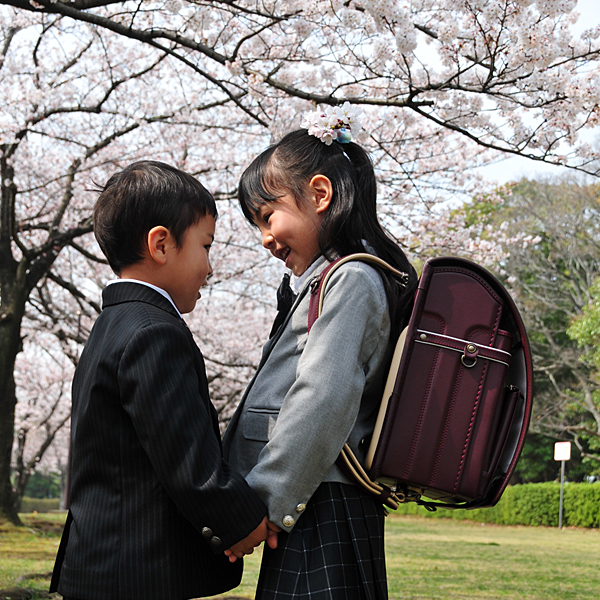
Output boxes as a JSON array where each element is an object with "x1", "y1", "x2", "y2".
[{"x1": 255, "y1": 482, "x2": 388, "y2": 600}]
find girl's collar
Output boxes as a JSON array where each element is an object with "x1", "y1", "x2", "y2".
[
  {"x1": 291, "y1": 255, "x2": 329, "y2": 293},
  {"x1": 291, "y1": 241, "x2": 373, "y2": 293}
]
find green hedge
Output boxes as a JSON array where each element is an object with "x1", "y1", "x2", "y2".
[
  {"x1": 392, "y1": 482, "x2": 600, "y2": 528},
  {"x1": 19, "y1": 496, "x2": 61, "y2": 513}
]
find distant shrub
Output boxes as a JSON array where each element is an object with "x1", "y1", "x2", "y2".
[
  {"x1": 19, "y1": 497, "x2": 60, "y2": 513},
  {"x1": 392, "y1": 482, "x2": 600, "y2": 528},
  {"x1": 565, "y1": 484, "x2": 600, "y2": 528}
]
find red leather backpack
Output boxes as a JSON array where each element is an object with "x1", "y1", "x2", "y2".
[{"x1": 309, "y1": 254, "x2": 533, "y2": 510}]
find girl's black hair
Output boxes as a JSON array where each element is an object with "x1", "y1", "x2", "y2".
[{"x1": 238, "y1": 129, "x2": 418, "y2": 337}]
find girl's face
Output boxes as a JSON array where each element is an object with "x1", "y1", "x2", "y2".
[{"x1": 252, "y1": 176, "x2": 331, "y2": 276}]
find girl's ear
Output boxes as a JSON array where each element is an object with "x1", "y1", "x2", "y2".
[
  {"x1": 147, "y1": 226, "x2": 171, "y2": 265},
  {"x1": 309, "y1": 174, "x2": 332, "y2": 214}
]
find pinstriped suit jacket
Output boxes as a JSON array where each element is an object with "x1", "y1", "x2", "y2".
[{"x1": 51, "y1": 282, "x2": 266, "y2": 600}]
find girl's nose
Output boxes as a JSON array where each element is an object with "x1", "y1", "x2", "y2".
[{"x1": 262, "y1": 231, "x2": 275, "y2": 249}]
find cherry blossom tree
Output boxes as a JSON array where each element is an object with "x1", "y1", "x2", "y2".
[
  {"x1": 2, "y1": 0, "x2": 599, "y2": 178},
  {"x1": 0, "y1": 7, "x2": 279, "y2": 523},
  {"x1": 1, "y1": 0, "x2": 600, "y2": 524}
]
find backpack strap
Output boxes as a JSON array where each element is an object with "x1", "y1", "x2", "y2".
[
  {"x1": 308, "y1": 253, "x2": 409, "y2": 332},
  {"x1": 307, "y1": 253, "x2": 410, "y2": 510}
]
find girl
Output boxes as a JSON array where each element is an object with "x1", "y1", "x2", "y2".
[{"x1": 223, "y1": 108, "x2": 417, "y2": 600}]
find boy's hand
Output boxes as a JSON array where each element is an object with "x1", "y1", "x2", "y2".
[
  {"x1": 224, "y1": 517, "x2": 281, "y2": 563},
  {"x1": 266, "y1": 519, "x2": 281, "y2": 550}
]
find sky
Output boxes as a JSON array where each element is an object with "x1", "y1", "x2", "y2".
[{"x1": 475, "y1": 0, "x2": 599, "y2": 183}]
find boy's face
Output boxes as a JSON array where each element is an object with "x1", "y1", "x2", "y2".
[{"x1": 166, "y1": 215, "x2": 215, "y2": 314}]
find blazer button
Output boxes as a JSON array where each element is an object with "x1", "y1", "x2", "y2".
[
  {"x1": 296, "y1": 503, "x2": 306, "y2": 513},
  {"x1": 202, "y1": 527, "x2": 213, "y2": 539},
  {"x1": 282, "y1": 515, "x2": 295, "y2": 527},
  {"x1": 210, "y1": 536, "x2": 222, "y2": 547}
]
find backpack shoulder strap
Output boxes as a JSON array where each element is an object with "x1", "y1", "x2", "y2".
[
  {"x1": 305, "y1": 253, "x2": 410, "y2": 511},
  {"x1": 308, "y1": 253, "x2": 409, "y2": 332}
]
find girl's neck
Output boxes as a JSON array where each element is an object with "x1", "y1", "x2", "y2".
[{"x1": 292, "y1": 254, "x2": 328, "y2": 292}]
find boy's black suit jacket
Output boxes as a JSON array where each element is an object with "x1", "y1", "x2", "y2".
[{"x1": 51, "y1": 282, "x2": 265, "y2": 600}]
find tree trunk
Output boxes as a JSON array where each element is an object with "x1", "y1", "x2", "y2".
[{"x1": 0, "y1": 330, "x2": 21, "y2": 524}]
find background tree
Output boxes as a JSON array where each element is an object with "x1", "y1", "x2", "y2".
[
  {"x1": 1, "y1": 1, "x2": 599, "y2": 524},
  {"x1": 2, "y1": 0, "x2": 599, "y2": 176},
  {"x1": 0, "y1": 9, "x2": 276, "y2": 523},
  {"x1": 567, "y1": 275, "x2": 600, "y2": 469}
]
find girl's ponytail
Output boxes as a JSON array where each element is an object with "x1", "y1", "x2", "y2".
[{"x1": 335, "y1": 141, "x2": 417, "y2": 338}]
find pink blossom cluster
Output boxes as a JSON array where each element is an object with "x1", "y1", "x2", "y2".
[{"x1": 301, "y1": 102, "x2": 364, "y2": 144}]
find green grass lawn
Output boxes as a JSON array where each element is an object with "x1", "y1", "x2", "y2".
[{"x1": 2, "y1": 512, "x2": 599, "y2": 599}]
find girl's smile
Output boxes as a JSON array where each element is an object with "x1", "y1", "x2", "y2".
[
  {"x1": 252, "y1": 176, "x2": 332, "y2": 276},
  {"x1": 254, "y1": 193, "x2": 323, "y2": 276}
]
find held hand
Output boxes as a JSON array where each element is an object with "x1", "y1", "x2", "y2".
[
  {"x1": 266, "y1": 519, "x2": 281, "y2": 550},
  {"x1": 224, "y1": 516, "x2": 270, "y2": 563}
]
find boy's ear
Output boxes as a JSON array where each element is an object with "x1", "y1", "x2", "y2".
[
  {"x1": 147, "y1": 226, "x2": 171, "y2": 265},
  {"x1": 309, "y1": 174, "x2": 332, "y2": 214}
]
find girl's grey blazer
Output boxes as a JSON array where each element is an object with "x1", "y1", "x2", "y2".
[{"x1": 223, "y1": 258, "x2": 392, "y2": 532}]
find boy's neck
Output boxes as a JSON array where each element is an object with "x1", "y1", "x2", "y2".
[{"x1": 120, "y1": 262, "x2": 163, "y2": 289}]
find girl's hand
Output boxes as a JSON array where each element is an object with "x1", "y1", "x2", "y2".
[
  {"x1": 224, "y1": 517, "x2": 281, "y2": 562},
  {"x1": 224, "y1": 516, "x2": 270, "y2": 563},
  {"x1": 266, "y1": 519, "x2": 281, "y2": 549}
]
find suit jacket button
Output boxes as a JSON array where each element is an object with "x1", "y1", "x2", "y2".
[
  {"x1": 282, "y1": 515, "x2": 295, "y2": 527},
  {"x1": 210, "y1": 536, "x2": 222, "y2": 547},
  {"x1": 202, "y1": 527, "x2": 213, "y2": 539},
  {"x1": 296, "y1": 503, "x2": 306, "y2": 513}
]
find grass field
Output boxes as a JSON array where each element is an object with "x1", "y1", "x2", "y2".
[{"x1": 2, "y1": 512, "x2": 599, "y2": 599}]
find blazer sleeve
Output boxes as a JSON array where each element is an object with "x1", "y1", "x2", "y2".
[
  {"x1": 117, "y1": 320, "x2": 266, "y2": 549},
  {"x1": 245, "y1": 264, "x2": 389, "y2": 531}
]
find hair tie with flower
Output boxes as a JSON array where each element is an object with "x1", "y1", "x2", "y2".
[{"x1": 301, "y1": 102, "x2": 363, "y2": 146}]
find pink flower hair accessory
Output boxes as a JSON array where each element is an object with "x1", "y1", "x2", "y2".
[{"x1": 301, "y1": 102, "x2": 363, "y2": 145}]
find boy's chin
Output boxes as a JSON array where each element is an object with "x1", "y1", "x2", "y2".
[{"x1": 179, "y1": 300, "x2": 198, "y2": 315}]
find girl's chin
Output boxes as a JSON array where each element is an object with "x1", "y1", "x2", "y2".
[{"x1": 289, "y1": 262, "x2": 307, "y2": 277}]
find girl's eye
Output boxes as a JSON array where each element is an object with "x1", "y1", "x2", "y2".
[
  {"x1": 205, "y1": 245, "x2": 212, "y2": 253},
  {"x1": 263, "y1": 213, "x2": 271, "y2": 224}
]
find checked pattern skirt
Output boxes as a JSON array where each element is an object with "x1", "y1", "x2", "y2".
[{"x1": 255, "y1": 482, "x2": 388, "y2": 600}]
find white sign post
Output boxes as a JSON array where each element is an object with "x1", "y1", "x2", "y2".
[{"x1": 554, "y1": 441, "x2": 571, "y2": 530}]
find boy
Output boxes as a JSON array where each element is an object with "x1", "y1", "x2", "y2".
[{"x1": 50, "y1": 161, "x2": 274, "y2": 600}]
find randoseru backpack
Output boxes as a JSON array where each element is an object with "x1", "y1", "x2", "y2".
[{"x1": 308, "y1": 254, "x2": 533, "y2": 511}]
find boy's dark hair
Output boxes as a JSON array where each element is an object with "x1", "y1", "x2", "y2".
[
  {"x1": 94, "y1": 160, "x2": 217, "y2": 275},
  {"x1": 238, "y1": 129, "x2": 418, "y2": 338}
]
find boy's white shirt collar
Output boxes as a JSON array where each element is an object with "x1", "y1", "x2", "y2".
[{"x1": 107, "y1": 279, "x2": 182, "y2": 318}]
